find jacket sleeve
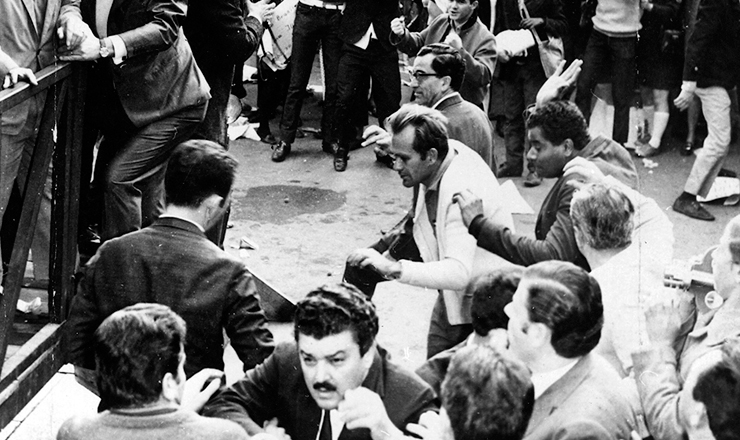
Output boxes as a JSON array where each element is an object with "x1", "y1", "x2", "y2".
[
  {"x1": 64, "y1": 254, "x2": 105, "y2": 370},
  {"x1": 202, "y1": 349, "x2": 282, "y2": 435},
  {"x1": 683, "y1": 0, "x2": 720, "y2": 81},
  {"x1": 468, "y1": 181, "x2": 581, "y2": 266},
  {"x1": 458, "y1": 31, "x2": 496, "y2": 94},
  {"x1": 0, "y1": 47, "x2": 20, "y2": 77},
  {"x1": 539, "y1": 0, "x2": 570, "y2": 37},
  {"x1": 224, "y1": 267, "x2": 275, "y2": 372},
  {"x1": 389, "y1": 26, "x2": 428, "y2": 56}
]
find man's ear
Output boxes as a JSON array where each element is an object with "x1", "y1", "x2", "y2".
[
  {"x1": 204, "y1": 194, "x2": 225, "y2": 210},
  {"x1": 161, "y1": 372, "x2": 180, "y2": 403},
  {"x1": 527, "y1": 322, "x2": 552, "y2": 349},
  {"x1": 472, "y1": 0, "x2": 479, "y2": 10},
  {"x1": 426, "y1": 147, "x2": 439, "y2": 163},
  {"x1": 361, "y1": 341, "x2": 377, "y2": 370},
  {"x1": 563, "y1": 138, "x2": 576, "y2": 157}
]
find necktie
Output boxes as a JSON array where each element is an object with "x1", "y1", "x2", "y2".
[{"x1": 319, "y1": 410, "x2": 332, "y2": 440}]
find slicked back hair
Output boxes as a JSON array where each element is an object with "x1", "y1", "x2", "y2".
[
  {"x1": 523, "y1": 261, "x2": 603, "y2": 358},
  {"x1": 294, "y1": 283, "x2": 379, "y2": 356},
  {"x1": 571, "y1": 183, "x2": 635, "y2": 250},
  {"x1": 470, "y1": 266, "x2": 523, "y2": 336},
  {"x1": 417, "y1": 43, "x2": 467, "y2": 92},
  {"x1": 693, "y1": 337, "x2": 740, "y2": 440}
]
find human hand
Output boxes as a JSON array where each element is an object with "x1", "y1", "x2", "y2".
[
  {"x1": 452, "y1": 189, "x2": 484, "y2": 228},
  {"x1": 181, "y1": 368, "x2": 224, "y2": 413},
  {"x1": 391, "y1": 17, "x2": 407, "y2": 36},
  {"x1": 361, "y1": 125, "x2": 392, "y2": 151},
  {"x1": 339, "y1": 388, "x2": 403, "y2": 440},
  {"x1": 56, "y1": 16, "x2": 93, "y2": 49},
  {"x1": 520, "y1": 17, "x2": 544, "y2": 29},
  {"x1": 674, "y1": 84, "x2": 696, "y2": 111},
  {"x1": 644, "y1": 290, "x2": 694, "y2": 348},
  {"x1": 346, "y1": 248, "x2": 400, "y2": 279},
  {"x1": 640, "y1": 0, "x2": 654, "y2": 10},
  {"x1": 57, "y1": 35, "x2": 101, "y2": 61},
  {"x1": 444, "y1": 31, "x2": 462, "y2": 50},
  {"x1": 496, "y1": 46, "x2": 511, "y2": 63},
  {"x1": 406, "y1": 411, "x2": 453, "y2": 440},
  {"x1": 535, "y1": 59, "x2": 582, "y2": 107},
  {"x1": 2, "y1": 68, "x2": 38, "y2": 89},
  {"x1": 562, "y1": 156, "x2": 605, "y2": 184},
  {"x1": 249, "y1": 0, "x2": 276, "y2": 24},
  {"x1": 262, "y1": 418, "x2": 292, "y2": 440}
]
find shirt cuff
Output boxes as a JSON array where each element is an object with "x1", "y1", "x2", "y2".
[
  {"x1": 109, "y1": 36, "x2": 127, "y2": 65},
  {"x1": 468, "y1": 214, "x2": 486, "y2": 238},
  {"x1": 681, "y1": 81, "x2": 697, "y2": 94}
]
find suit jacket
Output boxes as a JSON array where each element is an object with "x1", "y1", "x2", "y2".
[
  {"x1": 202, "y1": 342, "x2": 438, "y2": 439},
  {"x1": 59, "y1": 0, "x2": 210, "y2": 127},
  {"x1": 400, "y1": 140, "x2": 514, "y2": 325},
  {"x1": 65, "y1": 217, "x2": 274, "y2": 377},
  {"x1": 339, "y1": 0, "x2": 400, "y2": 52},
  {"x1": 434, "y1": 92, "x2": 493, "y2": 168},
  {"x1": 0, "y1": 0, "x2": 60, "y2": 135},
  {"x1": 525, "y1": 354, "x2": 636, "y2": 440},
  {"x1": 683, "y1": 0, "x2": 740, "y2": 88}
]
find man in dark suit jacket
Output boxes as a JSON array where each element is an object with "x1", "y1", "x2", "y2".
[
  {"x1": 65, "y1": 140, "x2": 274, "y2": 379},
  {"x1": 504, "y1": 260, "x2": 637, "y2": 440},
  {"x1": 203, "y1": 284, "x2": 438, "y2": 439},
  {"x1": 57, "y1": 0, "x2": 211, "y2": 241},
  {"x1": 331, "y1": 0, "x2": 402, "y2": 172}
]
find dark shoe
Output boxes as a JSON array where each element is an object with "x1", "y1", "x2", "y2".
[
  {"x1": 257, "y1": 128, "x2": 276, "y2": 144},
  {"x1": 524, "y1": 171, "x2": 542, "y2": 187},
  {"x1": 295, "y1": 128, "x2": 306, "y2": 139},
  {"x1": 334, "y1": 154, "x2": 348, "y2": 172},
  {"x1": 375, "y1": 152, "x2": 394, "y2": 169},
  {"x1": 497, "y1": 163, "x2": 523, "y2": 178},
  {"x1": 322, "y1": 141, "x2": 338, "y2": 155},
  {"x1": 719, "y1": 168, "x2": 737, "y2": 178},
  {"x1": 635, "y1": 141, "x2": 659, "y2": 158},
  {"x1": 672, "y1": 197, "x2": 715, "y2": 221},
  {"x1": 681, "y1": 141, "x2": 694, "y2": 156},
  {"x1": 271, "y1": 141, "x2": 291, "y2": 162}
]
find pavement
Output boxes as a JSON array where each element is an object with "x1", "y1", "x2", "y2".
[{"x1": 2, "y1": 64, "x2": 739, "y2": 439}]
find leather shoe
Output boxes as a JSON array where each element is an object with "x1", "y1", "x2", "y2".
[
  {"x1": 497, "y1": 163, "x2": 523, "y2": 178},
  {"x1": 322, "y1": 141, "x2": 338, "y2": 155},
  {"x1": 271, "y1": 141, "x2": 291, "y2": 162},
  {"x1": 257, "y1": 128, "x2": 276, "y2": 144},
  {"x1": 334, "y1": 155, "x2": 348, "y2": 172},
  {"x1": 672, "y1": 197, "x2": 715, "y2": 221},
  {"x1": 524, "y1": 171, "x2": 542, "y2": 187}
]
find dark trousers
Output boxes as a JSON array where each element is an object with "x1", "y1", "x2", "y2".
[
  {"x1": 279, "y1": 3, "x2": 343, "y2": 144},
  {"x1": 576, "y1": 30, "x2": 637, "y2": 144},
  {"x1": 502, "y1": 56, "x2": 547, "y2": 173},
  {"x1": 258, "y1": 60, "x2": 291, "y2": 129},
  {"x1": 335, "y1": 40, "x2": 401, "y2": 156},
  {"x1": 427, "y1": 294, "x2": 473, "y2": 359}
]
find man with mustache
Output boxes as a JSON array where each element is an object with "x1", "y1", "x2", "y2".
[{"x1": 202, "y1": 283, "x2": 438, "y2": 440}]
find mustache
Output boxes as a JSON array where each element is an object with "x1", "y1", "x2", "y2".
[{"x1": 313, "y1": 382, "x2": 337, "y2": 392}]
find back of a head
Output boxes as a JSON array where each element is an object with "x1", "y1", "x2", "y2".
[
  {"x1": 693, "y1": 337, "x2": 740, "y2": 440},
  {"x1": 526, "y1": 100, "x2": 591, "y2": 151},
  {"x1": 164, "y1": 139, "x2": 238, "y2": 208},
  {"x1": 386, "y1": 104, "x2": 449, "y2": 160},
  {"x1": 417, "y1": 43, "x2": 467, "y2": 92},
  {"x1": 524, "y1": 261, "x2": 603, "y2": 358},
  {"x1": 570, "y1": 183, "x2": 635, "y2": 251},
  {"x1": 294, "y1": 283, "x2": 379, "y2": 356},
  {"x1": 470, "y1": 266, "x2": 523, "y2": 336},
  {"x1": 95, "y1": 303, "x2": 186, "y2": 409},
  {"x1": 442, "y1": 345, "x2": 534, "y2": 440},
  {"x1": 725, "y1": 214, "x2": 740, "y2": 261}
]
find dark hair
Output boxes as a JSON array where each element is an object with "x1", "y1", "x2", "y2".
[
  {"x1": 294, "y1": 283, "x2": 379, "y2": 356},
  {"x1": 526, "y1": 101, "x2": 591, "y2": 151},
  {"x1": 386, "y1": 104, "x2": 449, "y2": 160},
  {"x1": 442, "y1": 345, "x2": 534, "y2": 440},
  {"x1": 417, "y1": 43, "x2": 467, "y2": 92},
  {"x1": 693, "y1": 337, "x2": 740, "y2": 440},
  {"x1": 523, "y1": 261, "x2": 603, "y2": 358},
  {"x1": 570, "y1": 183, "x2": 635, "y2": 250},
  {"x1": 95, "y1": 303, "x2": 186, "y2": 409},
  {"x1": 164, "y1": 139, "x2": 238, "y2": 208},
  {"x1": 469, "y1": 267, "x2": 523, "y2": 336}
]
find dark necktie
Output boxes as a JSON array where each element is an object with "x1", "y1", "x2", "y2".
[{"x1": 319, "y1": 410, "x2": 332, "y2": 440}]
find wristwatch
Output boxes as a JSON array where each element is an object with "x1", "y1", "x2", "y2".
[{"x1": 99, "y1": 38, "x2": 113, "y2": 58}]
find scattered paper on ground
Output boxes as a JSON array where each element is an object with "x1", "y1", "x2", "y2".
[
  {"x1": 228, "y1": 117, "x2": 260, "y2": 141},
  {"x1": 499, "y1": 179, "x2": 535, "y2": 215},
  {"x1": 697, "y1": 177, "x2": 740, "y2": 203}
]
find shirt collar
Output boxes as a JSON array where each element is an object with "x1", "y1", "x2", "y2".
[
  {"x1": 158, "y1": 214, "x2": 206, "y2": 233},
  {"x1": 431, "y1": 92, "x2": 460, "y2": 110},
  {"x1": 531, "y1": 359, "x2": 579, "y2": 399},
  {"x1": 424, "y1": 143, "x2": 456, "y2": 192}
]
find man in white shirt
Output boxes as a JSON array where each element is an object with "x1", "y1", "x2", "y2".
[{"x1": 503, "y1": 260, "x2": 637, "y2": 439}]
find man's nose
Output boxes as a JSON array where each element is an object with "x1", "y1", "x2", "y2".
[
  {"x1": 526, "y1": 147, "x2": 537, "y2": 162},
  {"x1": 315, "y1": 360, "x2": 331, "y2": 382},
  {"x1": 392, "y1": 157, "x2": 403, "y2": 171}
]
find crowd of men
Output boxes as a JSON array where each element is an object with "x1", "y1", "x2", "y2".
[{"x1": 2, "y1": 0, "x2": 740, "y2": 439}]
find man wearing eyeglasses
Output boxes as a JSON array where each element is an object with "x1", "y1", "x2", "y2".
[
  {"x1": 405, "y1": 43, "x2": 494, "y2": 169},
  {"x1": 390, "y1": 0, "x2": 496, "y2": 111}
]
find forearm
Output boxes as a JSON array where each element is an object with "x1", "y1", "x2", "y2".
[
  {"x1": 227, "y1": 275, "x2": 275, "y2": 371},
  {"x1": 398, "y1": 258, "x2": 470, "y2": 291},
  {"x1": 460, "y1": 48, "x2": 493, "y2": 89},
  {"x1": 0, "y1": 50, "x2": 20, "y2": 77}
]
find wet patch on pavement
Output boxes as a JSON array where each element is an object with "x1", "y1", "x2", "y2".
[{"x1": 234, "y1": 185, "x2": 346, "y2": 224}]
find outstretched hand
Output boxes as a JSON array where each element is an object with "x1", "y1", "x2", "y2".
[
  {"x1": 452, "y1": 189, "x2": 483, "y2": 228},
  {"x1": 181, "y1": 368, "x2": 224, "y2": 413},
  {"x1": 535, "y1": 59, "x2": 583, "y2": 108}
]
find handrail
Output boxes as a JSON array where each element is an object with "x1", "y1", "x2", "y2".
[{"x1": 0, "y1": 62, "x2": 73, "y2": 113}]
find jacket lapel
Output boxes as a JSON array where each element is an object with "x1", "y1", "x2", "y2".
[
  {"x1": 526, "y1": 355, "x2": 593, "y2": 435},
  {"x1": 20, "y1": 0, "x2": 40, "y2": 37},
  {"x1": 39, "y1": 0, "x2": 61, "y2": 48}
]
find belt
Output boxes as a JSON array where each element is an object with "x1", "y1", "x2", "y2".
[{"x1": 299, "y1": 0, "x2": 345, "y2": 10}]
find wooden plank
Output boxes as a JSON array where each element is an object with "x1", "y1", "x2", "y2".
[
  {"x1": 0, "y1": 325, "x2": 64, "y2": 430},
  {"x1": 0, "y1": 63, "x2": 72, "y2": 113}
]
